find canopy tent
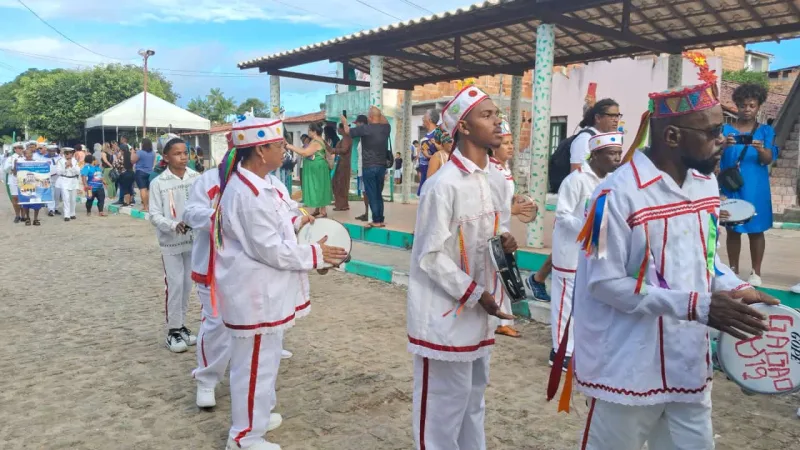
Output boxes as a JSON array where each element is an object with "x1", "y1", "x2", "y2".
[{"x1": 84, "y1": 92, "x2": 210, "y2": 131}]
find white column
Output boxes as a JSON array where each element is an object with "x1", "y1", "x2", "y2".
[
  {"x1": 509, "y1": 75, "x2": 524, "y2": 195},
  {"x1": 369, "y1": 56, "x2": 384, "y2": 110},
  {"x1": 668, "y1": 54, "x2": 683, "y2": 89},
  {"x1": 527, "y1": 24, "x2": 555, "y2": 249},
  {"x1": 270, "y1": 75, "x2": 281, "y2": 118},
  {"x1": 399, "y1": 90, "x2": 413, "y2": 203}
]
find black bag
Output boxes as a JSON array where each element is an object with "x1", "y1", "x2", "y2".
[
  {"x1": 281, "y1": 149, "x2": 296, "y2": 171},
  {"x1": 718, "y1": 123, "x2": 759, "y2": 192},
  {"x1": 548, "y1": 129, "x2": 596, "y2": 193}
]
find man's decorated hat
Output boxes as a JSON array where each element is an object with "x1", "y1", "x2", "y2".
[
  {"x1": 440, "y1": 80, "x2": 490, "y2": 134},
  {"x1": 589, "y1": 132, "x2": 624, "y2": 152},
  {"x1": 231, "y1": 113, "x2": 284, "y2": 148}
]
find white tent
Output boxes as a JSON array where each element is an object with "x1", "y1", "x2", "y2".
[{"x1": 84, "y1": 92, "x2": 210, "y2": 131}]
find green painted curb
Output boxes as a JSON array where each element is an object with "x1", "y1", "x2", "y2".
[
  {"x1": 130, "y1": 209, "x2": 147, "y2": 219},
  {"x1": 511, "y1": 300, "x2": 531, "y2": 317},
  {"x1": 108, "y1": 205, "x2": 120, "y2": 213},
  {"x1": 545, "y1": 204, "x2": 555, "y2": 212},
  {"x1": 775, "y1": 222, "x2": 800, "y2": 230},
  {"x1": 344, "y1": 259, "x2": 394, "y2": 283},
  {"x1": 343, "y1": 222, "x2": 414, "y2": 249}
]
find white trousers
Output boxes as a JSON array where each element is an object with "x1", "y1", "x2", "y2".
[
  {"x1": 580, "y1": 396, "x2": 714, "y2": 450},
  {"x1": 60, "y1": 188, "x2": 77, "y2": 217},
  {"x1": 551, "y1": 274, "x2": 575, "y2": 355},
  {"x1": 412, "y1": 355, "x2": 489, "y2": 450},
  {"x1": 48, "y1": 177, "x2": 61, "y2": 212},
  {"x1": 161, "y1": 252, "x2": 192, "y2": 330},
  {"x1": 192, "y1": 284, "x2": 231, "y2": 389},
  {"x1": 229, "y1": 332, "x2": 283, "y2": 448}
]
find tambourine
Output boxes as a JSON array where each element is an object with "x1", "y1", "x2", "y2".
[
  {"x1": 720, "y1": 199, "x2": 755, "y2": 227},
  {"x1": 488, "y1": 236, "x2": 526, "y2": 303},
  {"x1": 297, "y1": 217, "x2": 352, "y2": 268},
  {"x1": 716, "y1": 303, "x2": 800, "y2": 395},
  {"x1": 514, "y1": 195, "x2": 536, "y2": 223}
]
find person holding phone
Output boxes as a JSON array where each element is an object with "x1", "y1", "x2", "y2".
[{"x1": 719, "y1": 83, "x2": 778, "y2": 287}]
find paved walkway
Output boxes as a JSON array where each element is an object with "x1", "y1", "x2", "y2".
[
  {"x1": 1, "y1": 195, "x2": 799, "y2": 449},
  {"x1": 328, "y1": 201, "x2": 800, "y2": 291}
]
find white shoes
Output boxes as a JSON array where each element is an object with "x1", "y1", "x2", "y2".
[
  {"x1": 165, "y1": 332, "x2": 188, "y2": 353},
  {"x1": 225, "y1": 438, "x2": 281, "y2": 450},
  {"x1": 281, "y1": 349, "x2": 293, "y2": 360},
  {"x1": 791, "y1": 283, "x2": 800, "y2": 294},
  {"x1": 180, "y1": 326, "x2": 197, "y2": 346},
  {"x1": 223, "y1": 414, "x2": 283, "y2": 450},
  {"x1": 196, "y1": 386, "x2": 216, "y2": 408},
  {"x1": 747, "y1": 272, "x2": 763, "y2": 287}
]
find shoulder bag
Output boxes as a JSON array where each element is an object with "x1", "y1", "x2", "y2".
[{"x1": 718, "y1": 122, "x2": 759, "y2": 192}]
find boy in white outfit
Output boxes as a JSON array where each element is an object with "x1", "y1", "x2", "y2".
[
  {"x1": 46, "y1": 144, "x2": 63, "y2": 216},
  {"x1": 149, "y1": 133, "x2": 200, "y2": 353},
  {"x1": 56, "y1": 147, "x2": 80, "y2": 221}
]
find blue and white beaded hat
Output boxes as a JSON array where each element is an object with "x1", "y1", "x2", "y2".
[
  {"x1": 589, "y1": 132, "x2": 624, "y2": 152},
  {"x1": 231, "y1": 113, "x2": 284, "y2": 148},
  {"x1": 440, "y1": 84, "x2": 490, "y2": 135}
]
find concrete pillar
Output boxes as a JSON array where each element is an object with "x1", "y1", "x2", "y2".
[
  {"x1": 668, "y1": 54, "x2": 683, "y2": 89},
  {"x1": 527, "y1": 24, "x2": 555, "y2": 249},
  {"x1": 369, "y1": 56, "x2": 384, "y2": 109},
  {"x1": 399, "y1": 90, "x2": 413, "y2": 203},
  {"x1": 509, "y1": 75, "x2": 525, "y2": 194},
  {"x1": 270, "y1": 75, "x2": 281, "y2": 118}
]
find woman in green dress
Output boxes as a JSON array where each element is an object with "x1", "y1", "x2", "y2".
[{"x1": 286, "y1": 122, "x2": 333, "y2": 217}]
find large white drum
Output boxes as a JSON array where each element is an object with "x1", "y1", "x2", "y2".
[
  {"x1": 297, "y1": 217, "x2": 352, "y2": 268},
  {"x1": 717, "y1": 303, "x2": 800, "y2": 395}
]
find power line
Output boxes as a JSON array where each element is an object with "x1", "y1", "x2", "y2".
[
  {"x1": 397, "y1": 0, "x2": 434, "y2": 15},
  {"x1": 352, "y1": 0, "x2": 403, "y2": 21},
  {"x1": 16, "y1": 0, "x2": 133, "y2": 61}
]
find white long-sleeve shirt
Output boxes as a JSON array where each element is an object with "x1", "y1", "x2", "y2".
[
  {"x1": 407, "y1": 149, "x2": 500, "y2": 362},
  {"x1": 4, "y1": 153, "x2": 20, "y2": 186},
  {"x1": 552, "y1": 161, "x2": 605, "y2": 275},
  {"x1": 183, "y1": 169, "x2": 220, "y2": 285},
  {"x1": 149, "y1": 167, "x2": 200, "y2": 255},
  {"x1": 215, "y1": 165, "x2": 320, "y2": 337},
  {"x1": 573, "y1": 151, "x2": 751, "y2": 406},
  {"x1": 55, "y1": 158, "x2": 80, "y2": 190}
]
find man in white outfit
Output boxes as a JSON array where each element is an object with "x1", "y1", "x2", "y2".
[
  {"x1": 574, "y1": 79, "x2": 778, "y2": 449},
  {"x1": 408, "y1": 84, "x2": 516, "y2": 450},
  {"x1": 56, "y1": 147, "x2": 80, "y2": 221},
  {"x1": 149, "y1": 133, "x2": 200, "y2": 353},
  {"x1": 549, "y1": 132, "x2": 621, "y2": 370},
  {"x1": 46, "y1": 144, "x2": 63, "y2": 216}
]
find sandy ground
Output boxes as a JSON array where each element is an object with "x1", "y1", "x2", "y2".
[{"x1": 1, "y1": 196, "x2": 799, "y2": 450}]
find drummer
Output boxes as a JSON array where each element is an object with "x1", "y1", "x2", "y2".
[
  {"x1": 212, "y1": 114, "x2": 347, "y2": 450},
  {"x1": 548, "y1": 132, "x2": 621, "y2": 371},
  {"x1": 407, "y1": 83, "x2": 515, "y2": 450},
  {"x1": 573, "y1": 73, "x2": 778, "y2": 448},
  {"x1": 488, "y1": 117, "x2": 536, "y2": 338}
]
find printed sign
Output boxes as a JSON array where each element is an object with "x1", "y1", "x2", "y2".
[
  {"x1": 16, "y1": 161, "x2": 52, "y2": 205},
  {"x1": 718, "y1": 304, "x2": 800, "y2": 395}
]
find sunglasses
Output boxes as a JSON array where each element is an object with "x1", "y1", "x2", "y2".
[{"x1": 675, "y1": 124, "x2": 724, "y2": 141}]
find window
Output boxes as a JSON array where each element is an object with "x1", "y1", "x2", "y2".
[{"x1": 549, "y1": 117, "x2": 568, "y2": 155}]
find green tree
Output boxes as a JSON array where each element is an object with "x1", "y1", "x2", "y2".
[
  {"x1": 722, "y1": 69, "x2": 770, "y2": 88},
  {"x1": 187, "y1": 96, "x2": 212, "y2": 119},
  {"x1": 206, "y1": 88, "x2": 236, "y2": 123},
  {"x1": 236, "y1": 97, "x2": 268, "y2": 117}
]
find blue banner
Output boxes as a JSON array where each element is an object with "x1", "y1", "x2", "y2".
[{"x1": 16, "y1": 161, "x2": 52, "y2": 205}]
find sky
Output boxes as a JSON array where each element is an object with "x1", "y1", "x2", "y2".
[{"x1": 1, "y1": 0, "x2": 799, "y2": 117}]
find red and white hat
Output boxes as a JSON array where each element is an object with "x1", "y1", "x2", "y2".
[
  {"x1": 231, "y1": 113, "x2": 284, "y2": 149},
  {"x1": 589, "y1": 132, "x2": 624, "y2": 152},
  {"x1": 440, "y1": 84, "x2": 490, "y2": 134}
]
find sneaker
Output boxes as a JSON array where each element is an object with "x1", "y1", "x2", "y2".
[
  {"x1": 225, "y1": 437, "x2": 281, "y2": 450},
  {"x1": 54, "y1": 210, "x2": 61, "y2": 215},
  {"x1": 526, "y1": 274, "x2": 551, "y2": 302},
  {"x1": 281, "y1": 349, "x2": 293, "y2": 360},
  {"x1": 64, "y1": 218, "x2": 70, "y2": 222},
  {"x1": 70, "y1": 216, "x2": 76, "y2": 220},
  {"x1": 179, "y1": 326, "x2": 197, "y2": 346},
  {"x1": 548, "y1": 349, "x2": 571, "y2": 373},
  {"x1": 196, "y1": 385, "x2": 216, "y2": 408},
  {"x1": 747, "y1": 272, "x2": 762, "y2": 287},
  {"x1": 13, "y1": 216, "x2": 20, "y2": 223},
  {"x1": 48, "y1": 211, "x2": 54, "y2": 217},
  {"x1": 790, "y1": 283, "x2": 800, "y2": 294},
  {"x1": 165, "y1": 331, "x2": 188, "y2": 353}
]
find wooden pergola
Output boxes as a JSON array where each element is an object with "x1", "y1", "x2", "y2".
[{"x1": 239, "y1": 0, "x2": 800, "y2": 89}]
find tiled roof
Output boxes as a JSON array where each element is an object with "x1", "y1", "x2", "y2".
[{"x1": 283, "y1": 111, "x2": 326, "y2": 124}]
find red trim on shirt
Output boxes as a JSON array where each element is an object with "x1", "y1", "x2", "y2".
[
  {"x1": 692, "y1": 171, "x2": 711, "y2": 180},
  {"x1": 458, "y1": 280, "x2": 477, "y2": 304},
  {"x1": 235, "y1": 171, "x2": 259, "y2": 196},
  {"x1": 291, "y1": 216, "x2": 298, "y2": 224},
  {"x1": 552, "y1": 265, "x2": 577, "y2": 274},
  {"x1": 191, "y1": 271, "x2": 210, "y2": 285},
  {"x1": 224, "y1": 311, "x2": 297, "y2": 330},
  {"x1": 697, "y1": 212, "x2": 711, "y2": 289},
  {"x1": 419, "y1": 358, "x2": 430, "y2": 450},
  {"x1": 660, "y1": 218, "x2": 668, "y2": 276},
  {"x1": 408, "y1": 335, "x2": 495, "y2": 353},
  {"x1": 631, "y1": 158, "x2": 662, "y2": 189},
  {"x1": 556, "y1": 277, "x2": 568, "y2": 344},
  {"x1": 658, "y1": 317, "x2": 668, "y2": 389},
  {"x1": 295, "y1": 300, "x2": 311, "y2": 313},
  {"x1": 627, "y1": 197, "x2": 719, "y2": 227},
  {"x1": 311, "y1": 245, "x2": 318, "y2": 268},
  {"x1": 234, "y1": 334, "x2": 261, "y2": 447},
  {"x1": 580, "y1": 398, "x2": 596, "y2": 450},
  {"x1": 450, "y1": 153, "x2": 470, "y2": 174},
  {"x1": 732, "y1": 283, "x2": 752, "y2": 291},
  {"x1": 575, "y1": 374, "x2": 713, "y2": 397},
  {"x1": 207, "y1": 185, "x2": 220, "y2": 200}
]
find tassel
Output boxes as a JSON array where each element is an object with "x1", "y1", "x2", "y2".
[
  {"x1": 706, "y1": 213, "x2": 718, "y2": 276},
  {"x1": 597, "y1": 198, "x2": 610, "y2": 259},
  {"x1": 547, "y1": 315, "x2": 571, "y2": 401},
  {"x1": 558, "y1": 359, "x2": 574, "y2": 413},
  {"x1": 578, "y1": 191, "x2": 609, "y2": 257},
  {"x1": 621, "y1": 111, "x2": 651, "y2": 164},
  {"x1": 169, "y1": 190, "x2": 177, "y2": 219}
]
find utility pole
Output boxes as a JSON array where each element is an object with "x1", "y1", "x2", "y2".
[{"x1": 138, "y1": 49, "x2": 156, "y2": 138}]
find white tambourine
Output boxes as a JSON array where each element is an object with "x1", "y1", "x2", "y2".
[
  {"x1": 717, "y1": 303, "x2": 800, "y2": 395},
  {"x1": 720, "y1": 199, "x2": 755, "y2": 227},
  {"x1": 297, "y1": 217, "x2": 352, "y2": 268}
]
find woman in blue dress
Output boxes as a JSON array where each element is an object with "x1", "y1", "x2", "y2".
[{"x1": 719, "y1": 83, "x2": 779, "y2": 287}]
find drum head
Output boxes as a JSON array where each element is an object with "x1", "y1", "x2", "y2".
[
  {"x1": 297, "y1": 217, "x2": 352, "y2": 268},
  {"x1": 717, "y1": 303, "x2": 800, "y2": 395},
  {"x1": 720, "y1": 199, "x2": 755, "y2": 225},
  {"x1": 516, "y1": 195, "x2": 536, "y2": 224}
]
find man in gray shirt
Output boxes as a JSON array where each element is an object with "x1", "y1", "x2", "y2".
[{"x1": 342, "y1": 106, "x2": 391, "y2": 226}]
